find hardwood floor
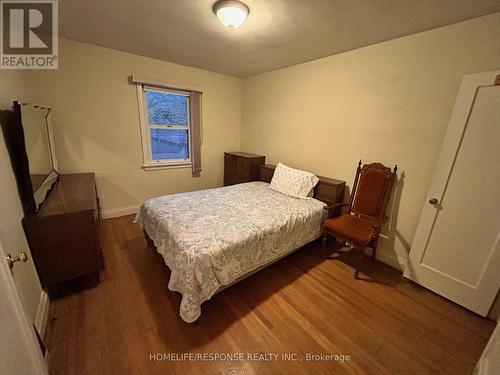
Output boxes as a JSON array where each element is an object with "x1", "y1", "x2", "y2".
[{"x1": 45, "y1": 215, "x2": 495, "y2": 374}]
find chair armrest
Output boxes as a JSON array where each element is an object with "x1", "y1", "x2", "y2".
[
  {"x1": 323, "y1": 203, "x2": 348, "y2": 210},
  {"x1": 323, "y1": 203, "x2": 348, "y2": 218}
]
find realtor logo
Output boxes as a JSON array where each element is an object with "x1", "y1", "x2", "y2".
[{"x1": 1, "y1": 0, "x2": 58, "y2": 69}]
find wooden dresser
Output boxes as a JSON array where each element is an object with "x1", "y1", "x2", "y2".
[
  {"x1": 22, "y1": 173, "x2": 104, "y2": 297},
  {"x1": 224, "y1": 152, "x2": 266, "y2": 186}
]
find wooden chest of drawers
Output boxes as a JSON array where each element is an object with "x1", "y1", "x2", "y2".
[
  {"x1": 224, "y1": 152, "x2": 265, "y2": 186},
  {"x1": 22, "y1": 173, "x2": 104, "y2": 297}
]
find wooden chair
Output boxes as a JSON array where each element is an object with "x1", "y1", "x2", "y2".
[{"x1": 321, "y1": 161, "x2": 397, "y2": 279}]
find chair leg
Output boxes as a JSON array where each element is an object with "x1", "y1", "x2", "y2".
[
  {"x1": 321, "y1": 234, "x2": 328, "y2": 259},
  {"x1": 371, "y1": 239, "x2": 378, "y2": 262},
  {"x1": 354, "y1": 245, "x2": 364, "y2": 279}
]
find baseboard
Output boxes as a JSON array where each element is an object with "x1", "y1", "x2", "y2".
[
  {"x1": 34, "y1": 291, "x2": 49, "y2": 338},
  {"x1": 375, "y1": 251, "x2": 407, "y2": 272},
  {"x1": 475, "y1": 323, "x2": 499, "y2": 375},
  {"x1": 474, "y1": 358, "x2": 487, "y2": 375},
  {"x1": 101, "y1": 204, "x2": 138, "y2": 219}
]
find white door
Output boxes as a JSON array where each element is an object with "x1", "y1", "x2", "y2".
[
  {"x1": 0, "y1": 240, "x2": 47, "y2": 375},
  {"x1": 0, "y1": 127, "x2": 44, "y2": 326},
  {"x1": 404, "y1": 71, "x2": 500, "y2": 316}
]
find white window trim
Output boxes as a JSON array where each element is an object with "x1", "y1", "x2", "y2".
[{"x1": 136, "y1": 85, "x2": 193, "y2": 170}]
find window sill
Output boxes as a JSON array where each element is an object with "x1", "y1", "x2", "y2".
[{"x1": 142, "y1": 162, "x2": 192, "y2": 171}]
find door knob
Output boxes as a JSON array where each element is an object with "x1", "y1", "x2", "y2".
[
  {"x1": 429, "y1": 198, "x2": 439, "y2": 205},
  {"x1": 5, "y1": 252, "x2": 28, "y2": 269}
]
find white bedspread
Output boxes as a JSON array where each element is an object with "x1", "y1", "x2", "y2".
[{"x1": 134, "y1": 181, "x2": 325, "y2": 322}]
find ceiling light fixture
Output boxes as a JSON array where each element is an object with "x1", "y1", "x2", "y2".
[{"x1": 213, "y1": 0, "x2": 249, "y2": 29}]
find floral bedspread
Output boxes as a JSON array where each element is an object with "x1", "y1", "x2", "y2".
[{"x1": 134, "y1": 181, "x2": 325, "y2": 323}]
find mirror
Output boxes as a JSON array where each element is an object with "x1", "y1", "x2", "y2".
[{"x1": 21, "y1": 106, "x2": 54, "y2": 191}]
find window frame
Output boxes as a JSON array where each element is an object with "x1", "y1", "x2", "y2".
[{"x1": 137, "y1": 85, "x2": 192, "y2": 170}]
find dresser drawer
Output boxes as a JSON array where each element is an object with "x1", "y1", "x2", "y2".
[
  {"x1": 224, "y1": 152, "x2": 265, "y2": 186},
  {"x1": 225, "y1": 160, "x2": 236, "y2": 170},
  {"x1": 224, "y1": 174, "x2": 247, "y2": 186},
  {"x1": 225, "y1": 154, "x2": 236, "y2": 166},
  {"x1": 236, "y1": 166, "x2": 250, "y2": 178},
  {"x1": 236, "y1": 157, "x2": 249, "y2": 168}
]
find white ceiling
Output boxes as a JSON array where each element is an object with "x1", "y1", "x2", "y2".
[{"x1": 60, "y1": 0, "x2": 500, "y2": 77}]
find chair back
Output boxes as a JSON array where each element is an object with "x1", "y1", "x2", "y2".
[{"x1": 348, "y1": 161, "x2": 397, "y2": 221}]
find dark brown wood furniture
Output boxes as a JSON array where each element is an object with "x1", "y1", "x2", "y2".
[
  {"x1": 22, "y1": 173, "x2": 104, "y2": 297},
  {"x1": 1, "y1": 101, "x2": 104, "y2": 298},
  {"x1": 224, "y1": 151, "x2": 265, "y2": 186},
  {"x1": 322, "y1": 161, "x2": 397, "y2": 279},
  {"x1": 259, "y1": 164, "x2": 346, "y2": 209}
]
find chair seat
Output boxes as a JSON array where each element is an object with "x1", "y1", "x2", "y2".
[{"x1": 323, "y1": 215, "x2": 375, "y2": 245}]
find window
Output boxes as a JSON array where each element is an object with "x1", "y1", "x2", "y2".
[
  {"x1": 134, "y1": 75, "x2": 202, "y2": 173},
  {"x1": 138, "y1": 86, "x2": 192, "y2": 169}
]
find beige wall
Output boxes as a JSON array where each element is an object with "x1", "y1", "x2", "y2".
[
  {"x1": 20, "y1": 38, "x2": 242, "y2": 217},
  {"x1": 241, "y1": 12, "x2": 500, "y2": 269},
  {"x1": 0, "y1": 39, "x2": 241, "y2": 322},
  {"x1": 1, "y1": 13, "x2": 499, "y2": 319}
]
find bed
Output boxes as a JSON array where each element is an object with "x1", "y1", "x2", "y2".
[{"x1": 134, "y1": 164, "x2": 345, "y2": 322}]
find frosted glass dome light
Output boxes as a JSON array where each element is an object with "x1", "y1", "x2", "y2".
[{"x1": 213, "y1": 0, "x2": 249, "y2": 29}]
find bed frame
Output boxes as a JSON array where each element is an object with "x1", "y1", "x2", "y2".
[{"x1": 142, "y1": 164, "x2": 345, "y2": 297}]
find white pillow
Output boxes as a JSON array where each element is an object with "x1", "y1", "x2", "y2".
[
  {"x1": 307, "y1": 187, "x2": 315, "y2": 198},
  {"x1": 270, "y1": 163, "x2": 319, "y2": 199}
]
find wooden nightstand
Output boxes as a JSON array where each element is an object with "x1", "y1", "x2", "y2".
[{"x1": 224, "y1": 152, "x2": 266, "y2": 186}]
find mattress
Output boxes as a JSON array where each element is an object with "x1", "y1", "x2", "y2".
[{"x1": 134, "y1": 181, "x2": 325, "y2": 322}]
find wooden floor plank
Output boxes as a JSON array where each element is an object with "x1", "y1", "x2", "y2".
[{"x1": 44, "y1": 215, "x2": 495, "y2": 374}]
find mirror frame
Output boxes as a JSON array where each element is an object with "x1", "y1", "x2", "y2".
[{"x1": 0, "y1": 101, "x2": 57, "y2": 214}]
